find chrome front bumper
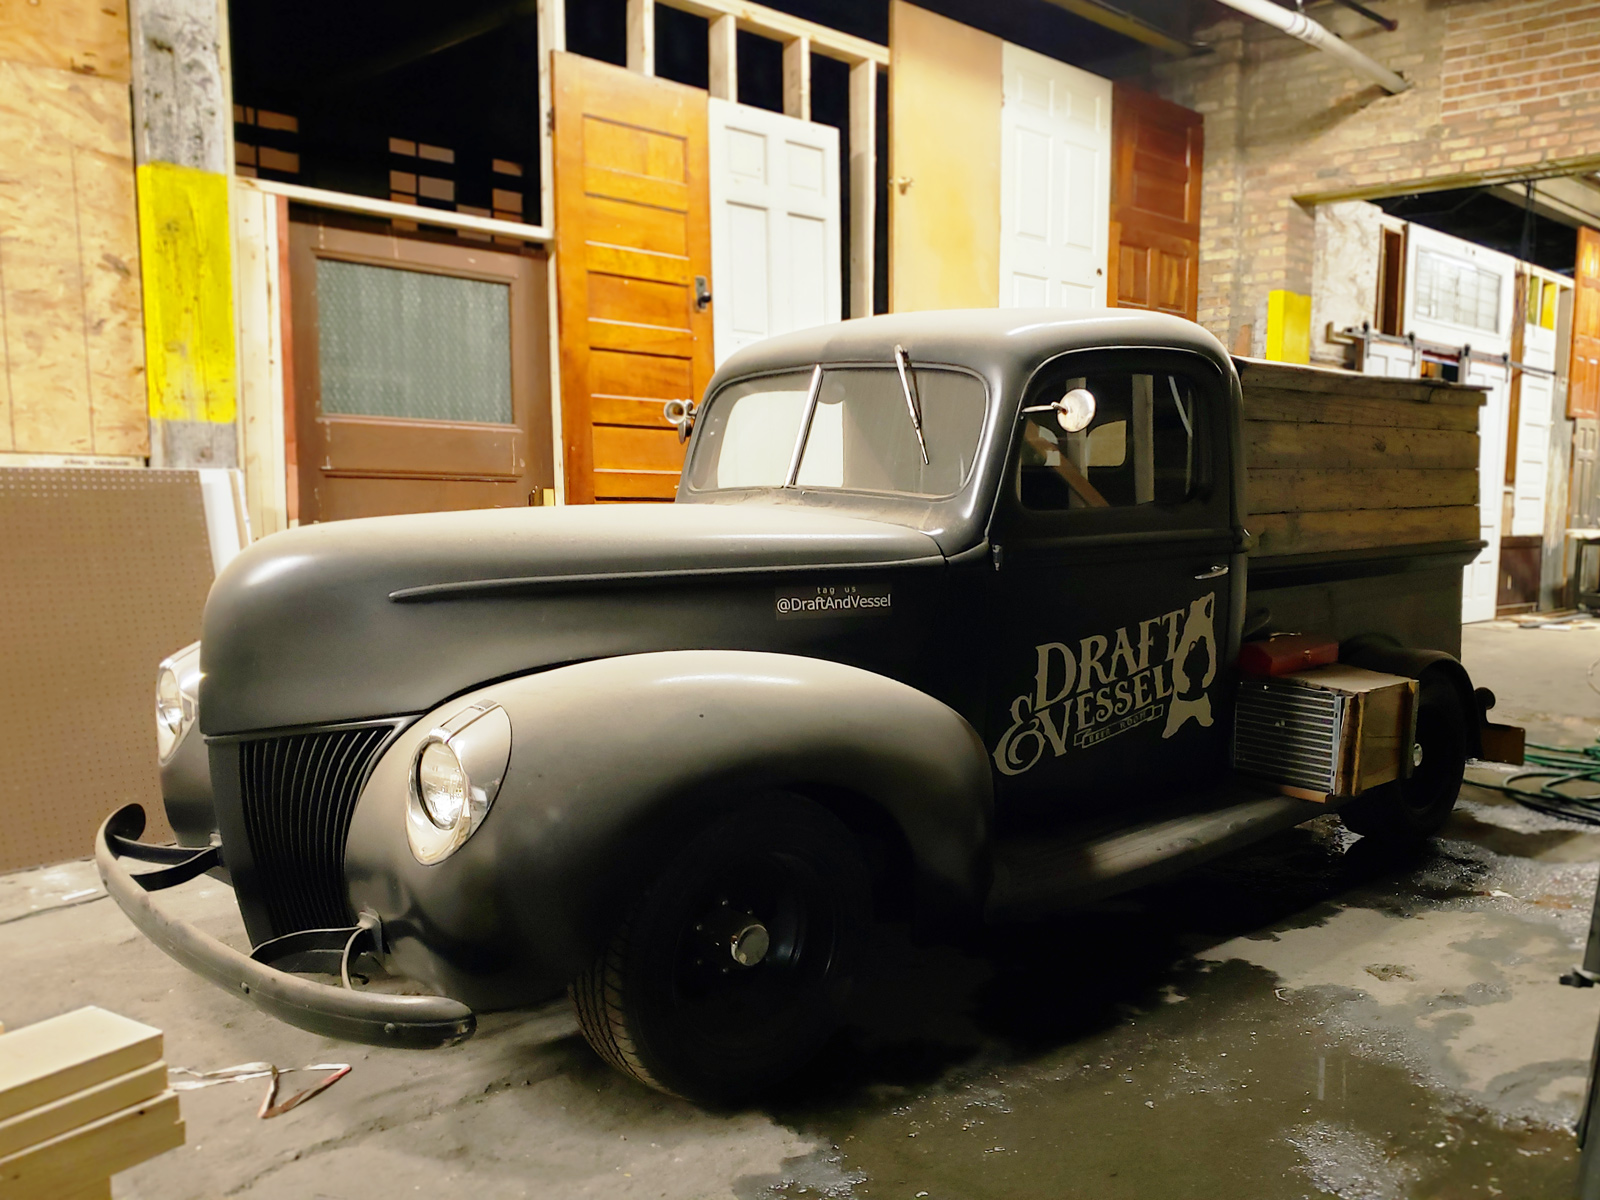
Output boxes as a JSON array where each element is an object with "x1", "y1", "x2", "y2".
[{"x1": 96, "y1": 804, "x2": 475, "y2": 1049}]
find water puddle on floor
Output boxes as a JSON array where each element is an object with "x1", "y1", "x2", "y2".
[
  {"x1": 753, "y1": 961, "x2": 1575, "y2": 1199},
  {"x1": 742, "y1": 818, "x2": 1589, "y2": 1200}
]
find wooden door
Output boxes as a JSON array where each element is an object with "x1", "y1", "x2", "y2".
[
  {"x1": 1574, "y1": 419, "x2": 1600, "y2": 531},
  {"x1": 1508, "y1": 275, "x2": 1557, "y2": 537},
  {"x1": 887, "y1": 0, "x2": 1002, "y2": 312},
  {"x1": 1572, "y1": 227, "x2": 1600, "y2": 421},
  {"x1": 1403, "y1": 225, "x2": 1517, "y2": 623},
  {"x1": 289, "y1": 223, "x2": 550, "y2": 523},
  {"x1": 553, "y1": 52, "x2": 714, "y2": 503},
  {"x1": 707, "y1": 97, "x2": 841, "y2": 367},
  {"x1": 998, "y1": 43, "x2": 1110, "y2": 310},
  {"x1": 1107, "y1": 84, "x2": 1203, "y2": 321}
]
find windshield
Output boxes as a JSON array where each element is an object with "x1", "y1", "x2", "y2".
[{"x1": 686, "y1": 365, "x2": 986, "y2": 497}]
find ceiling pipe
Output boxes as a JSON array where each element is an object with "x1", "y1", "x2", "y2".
[{"x1": 1212, "y1": 0, "x2": 1411, "y2": 94}]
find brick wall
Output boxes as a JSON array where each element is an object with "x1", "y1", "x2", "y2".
[{"x1": 1149, "y1": 0, "x2": 1600, "y2": 354}]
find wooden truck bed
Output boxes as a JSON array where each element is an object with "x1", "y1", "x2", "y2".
[{"x1": 1235, "y1": 358, "x2": 1486, "y2": 658}]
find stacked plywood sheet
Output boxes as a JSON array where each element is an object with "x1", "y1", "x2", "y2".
[
  {"x1": 1236, "y1": 358, "x2": 1484, "y2": 559},
  {"x1": 0, "y1": 1007, "x2": 183, "y2": 1199}
]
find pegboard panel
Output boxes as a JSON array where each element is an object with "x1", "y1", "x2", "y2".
[{"x1": 0, "y1": 469, "x2": 214, "y2": 871}]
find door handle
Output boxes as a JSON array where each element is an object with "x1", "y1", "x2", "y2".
[
  {"x1": 694, "y1": 276, "x2": 712, "y2": 311},
  {"x1": 1195, "y1": 564, "x2": 1230, "y2": 580}
]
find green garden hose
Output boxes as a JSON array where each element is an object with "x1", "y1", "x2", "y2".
[{"x1": 1471, "y1": 740, "x2": 1600, "y2": 826}]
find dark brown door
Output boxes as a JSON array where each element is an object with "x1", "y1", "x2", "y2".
[
  {"x1": 289, "y1": 223, "x2": 551, "y2": 523},
  {"x1": 552, "y1": 52, "x2": 714, "y2": 504},
  {"x1": 1108, "y1": 84, "x2": 1203, "y2": 321}
]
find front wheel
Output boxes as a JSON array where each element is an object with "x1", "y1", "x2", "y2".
[
  {"x1": 1340, "y1": 676, "x2": 1469, "y2": 843},
  {"x1": 570, "y1": 794, "x2": 871, "y2": 1104}
]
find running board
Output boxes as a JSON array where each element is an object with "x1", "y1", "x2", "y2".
[{"x1": 986, "y1": 782, "x2": 1331, "y2": 921}]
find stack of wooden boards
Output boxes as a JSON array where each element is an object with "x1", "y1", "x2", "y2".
[
  {"x1": 0, "y1": 1007, "x2": 183, "y2": 1199},
  {"x1": 1237, "y1": 358, "x2": 1484, "y2": 559}
]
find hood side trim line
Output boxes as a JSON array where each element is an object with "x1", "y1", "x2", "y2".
[{"x1": 387, "y1": 554, "x2": 949, "y2": 603}]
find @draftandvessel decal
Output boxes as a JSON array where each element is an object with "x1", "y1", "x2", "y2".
[
  {"x1": 776, "y1": 583, "x2": 892, "y2": 620},
  {"x1": 993, "y1": 592, "x2": 1219, "y2": 776}
]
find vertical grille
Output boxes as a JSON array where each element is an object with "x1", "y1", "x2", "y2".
[
  {"x1": 1232, "y1": 678, "x2": 1345, "y2": 793},
  {"x1": 238, "y1": 724, "x2": 393, "y2": 935}
]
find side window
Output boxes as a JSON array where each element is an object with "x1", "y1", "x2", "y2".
[{"x1": 1018, "y1": 371, "x2": 1201, "y2": 512}]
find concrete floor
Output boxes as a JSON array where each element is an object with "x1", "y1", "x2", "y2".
[{"x1": 5, "y1": 620, "x2": 1600, "y2": 1199}]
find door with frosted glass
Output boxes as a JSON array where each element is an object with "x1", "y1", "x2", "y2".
[{"x1": 289, "y1": 223, "x2": 551, "y2": 522}]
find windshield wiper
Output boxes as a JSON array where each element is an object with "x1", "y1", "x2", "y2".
[{"x1": 892, "y1": 344, "x2": 930, "y2": 465}]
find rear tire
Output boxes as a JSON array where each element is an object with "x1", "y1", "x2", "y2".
[
  {"x1": 1340, "y1": 676, "x2": 1468, "y2": 843},
  {"x1": 570, "y1": 794, "x2": 871, "y2": 1104}
]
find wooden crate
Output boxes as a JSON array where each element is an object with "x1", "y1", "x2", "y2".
[{"x1": 1237, "y1": 358, "x2": 1484, "y2": 560}]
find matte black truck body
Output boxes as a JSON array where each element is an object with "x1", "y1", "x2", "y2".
[{"x1": 101, "y1": 309, "x2": 1499, "y2": 1095}]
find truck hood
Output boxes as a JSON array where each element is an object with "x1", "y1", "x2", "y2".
[{"x1": 199, "y1": 503, "x2": 945, "y2": 735}]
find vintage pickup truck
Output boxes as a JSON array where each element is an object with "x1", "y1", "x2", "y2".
[{"x1": 99, "y1": 309, "x2": 1520, "y2": 1103}]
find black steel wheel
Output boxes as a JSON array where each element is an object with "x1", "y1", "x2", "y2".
[
  {"x1": 1340, "y1": 676, "x2": 1469, "y2": 843},
  {"x1": 570, "y1": 794, "x2": 871, "y2": 1104}
]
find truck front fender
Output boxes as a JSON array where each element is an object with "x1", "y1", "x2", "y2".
[{"x1": 345, "y1": 651, "x2": 993, "y2": 1006}]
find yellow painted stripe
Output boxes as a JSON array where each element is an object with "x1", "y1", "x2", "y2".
[
  {"x1": 1265, "y1": 289, "x2": 1312, "y2": 365},
  {"x1": 136, "y1": 162, "x2": 237, "y2": 423}
]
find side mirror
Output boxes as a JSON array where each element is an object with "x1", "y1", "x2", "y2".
[
  {"x1": 1054, "y1": 388, "x2": 1096, "y2": 433},
  {"x1": 1021, "y1": 387, "x2": 1097, "y2": 434}
]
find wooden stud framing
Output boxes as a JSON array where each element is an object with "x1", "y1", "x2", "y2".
[
  {"x1": 782, "y1": 34, "x2": 811, "y2": 119},
  {"x1": 848, "y1": 60, "x2": 876, "y2": 318},
  {"x1": 537, "y1": 0, "x2": 568, "y2": 502},
  {"x1": 659, "y1": 0, "x2": 888, "y2": 65},
  {"x1": 626, "y1": 0, "x2": 656, "y2": 76},
  {"x1": 708, "y1": 13, "x2": 737, "y2": 100}
]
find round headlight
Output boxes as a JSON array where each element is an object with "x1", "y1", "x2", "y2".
[
  {"x1": 156, "y1": 667, "x2": 184, "y2": 757},
  {"x1": 417, "y1": 741, "x2": 469, "y2": 829}
]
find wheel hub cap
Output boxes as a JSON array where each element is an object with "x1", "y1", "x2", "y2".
[{"x1": 730, "y1": 921, "x2": 770, "y2": 967}]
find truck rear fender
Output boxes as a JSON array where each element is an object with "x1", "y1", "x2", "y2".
[
  {"x1": 1338, "y1": 634, "x2": 1483, "y2": 758},
  {"x1": 346, "y1": 651, "x2": 994, "y2": 989}
]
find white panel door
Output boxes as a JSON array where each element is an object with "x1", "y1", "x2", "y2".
[
  {"x1": 1403, "y1": 225, "x2": 1516, "y2": 624},
  {"x1": 1361, "y1": 339, "x2": 1417, "y2": 379},
  {"x1": 708, "y1": 98, "x2": 841, "y2": 367},
  {"x1": 1511, "y1": 311, "x2": 1557, "y2": 537},
  {"x1": 998, "y1": 43, "x2": 1110, "y2": 311}
]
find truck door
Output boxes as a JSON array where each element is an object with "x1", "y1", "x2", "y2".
[{"x1": 983, "y1": 349, "x2": 1240, "y2": 818}]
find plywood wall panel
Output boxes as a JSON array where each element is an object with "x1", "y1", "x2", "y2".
[
  {"x1": 888, "y1": 1, "x2": 1001, "y2": 312},
  {"x1": 0, "y1": 0, "x2": 131, "y2": 82},
  {"x1": 0, "y1": 60, "x2": 145, "y2": 456},
  {"x1": 77, "y1": 141, "x2": 147, "y2": 455},
  {"x1": 0, "y1": 96, "x2": 95, "y2": 453}
]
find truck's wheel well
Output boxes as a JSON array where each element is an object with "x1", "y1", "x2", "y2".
[
  {"x1": 1340, "y1": 633, "x2": 1483, "y2": 759},
  {"x1": 792, "y1": 784, "x2": 919, "y2": 922}
]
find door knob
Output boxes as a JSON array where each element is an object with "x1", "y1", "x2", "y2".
[
  {"x1": 1194, "y1": 564, "x2": 1229, "y2": 580},
  {"x1": 694, "y1": 276, "x2": 712, "y2": 311}
]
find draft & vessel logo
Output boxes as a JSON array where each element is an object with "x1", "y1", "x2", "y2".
[{"x1": 992, "y1": 592, "x2": 1218, "y2": 776}]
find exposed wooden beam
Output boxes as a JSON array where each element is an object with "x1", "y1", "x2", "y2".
[
  {"x1": 849, "y1": 60, "x2": 876, "y2": 319},
  {"x1": 1487, "y1": 177, "x2": 1600, "y2": 232},
  {"x1": 783, "y1": 34, "x2": 810, "y2": 119},
  {"x1": 627, "y1": 0, "x2": 656, "y2": 75},
  {"x1": 1295, "y1": 153, "x2": 1600, "y2": 206},
  {"x1": 1037, "y1": 0, "x2": 1198, "y2": 57},
  {"x1": 708, "y1": 13, "x2": 737, "y2": 100},
  {"x1": 659, "y1": 0, "x2": 888, "y2": 66}
]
